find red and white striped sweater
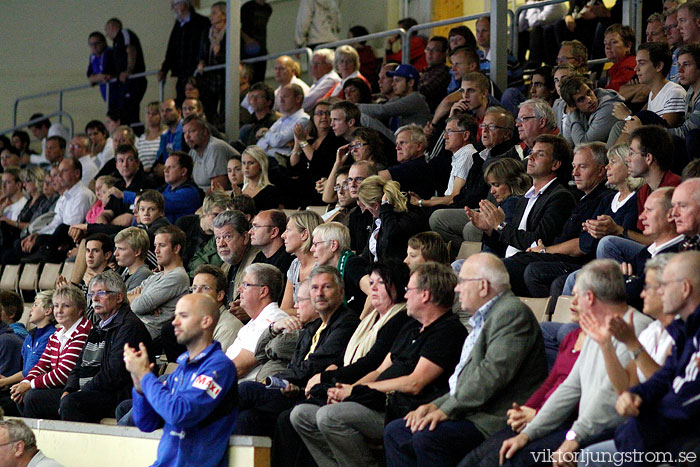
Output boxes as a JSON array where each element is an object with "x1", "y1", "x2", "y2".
[{"x1": 25, "y1": 317, "x2": 92, "y2": 389}]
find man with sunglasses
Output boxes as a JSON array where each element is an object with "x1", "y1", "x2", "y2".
[
  {"x1": 59, "y1": 270, "x2": 153, "y2": 423},
  {"x1": 224, "y1": 263, "x2": 287, "y2": 381}
]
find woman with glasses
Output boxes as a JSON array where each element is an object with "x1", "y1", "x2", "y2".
[
  {"x1": 279, "y1": 211, "x2": 323, "y2": 313},
  {"x1": 291, "y1": 99, "x2": 345, "y2": 207},
  {"x1": 241, "y1": 146, "x2": 283, "y2": 212},
  {"x1": 320, "y1": 127, "x2": 387, "y2": 205},
  {"x1": 323, "y1": 167, "x2": 355, "y2": 224},
  {"x1": 357, "y1": 175, "x2": 429, "y2": 263},
  {"x1": 322, "y1": 45, "x2": 371, "y2": 100},
  {"x1": 10, "y1": 286, "x2": 92, "y2": 418}
]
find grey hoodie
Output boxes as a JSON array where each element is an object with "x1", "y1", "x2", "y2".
[{"x1": 562, "y1": 88, "x2": 624, "y2": 146}]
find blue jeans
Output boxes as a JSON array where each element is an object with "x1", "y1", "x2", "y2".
[
  {"x1": 384, "y1": 417, "x2": 484, "y2": 467},
  {"x1": 596, "y1": 236, "x2": 645, "y2": 264}
]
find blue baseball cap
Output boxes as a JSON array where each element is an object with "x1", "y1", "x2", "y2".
[{"x1": 386, "y1": 64, "x2": 420, "y2": 83}]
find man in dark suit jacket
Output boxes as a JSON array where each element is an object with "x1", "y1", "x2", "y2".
[
  {"x1": 469, "y1": 134, "x2": 576, "y2": 261},
  {"x1": 384, "y1": 253, "x2": 547, "y2": 466}
]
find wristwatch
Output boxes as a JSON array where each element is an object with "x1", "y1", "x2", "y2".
[
  {"x1": 496, "y1": 221, "x2": 507, "y2": 232},
  {"x1": 418, "y1": 199, "x2": 423, "y2": 207},
  {"x1": 565, "y1": 429, "x2": 580, "y2": 443},
  {"x1": 299, "y1": 141, "x2": 309, "y2": 148}
]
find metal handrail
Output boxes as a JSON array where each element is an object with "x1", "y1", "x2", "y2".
[
  {"x1": 1, "y1": 110, "x2": 74, "y2": 139},
  {"x1": 402, "y1": 11, "x2": 515, "y2": 65},
  {"x1": 314, "y1": 29, "x2": 406, "y2": 52},
  {"x1": 512, "y1": 0, "x2": 569, "y2": 57}
]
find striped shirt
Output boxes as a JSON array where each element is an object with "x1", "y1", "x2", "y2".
[
  {"x1": 24, "y1": 317, "x2": 92, "y2": 389},
  {"x1": 648, "y1": 81, "x2": 687, "y2": 116},
  {"x1": 136, "y1": 133, "x2": 163, "y2": 171}
]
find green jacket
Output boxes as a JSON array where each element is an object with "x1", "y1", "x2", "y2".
[
  {"x1": 433, "y1": 290, "x2": 547, "y2": 437},
  {"x1": 187, "y1": 236, "x2": 223, "y2": 278}
]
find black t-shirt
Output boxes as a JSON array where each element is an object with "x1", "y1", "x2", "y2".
[
  {"x1": 253, "y1": 245, "x2": 294, "y2": 279},
  {"x1": 377, "y1": 312, "x2": 467, "y2": 402}
]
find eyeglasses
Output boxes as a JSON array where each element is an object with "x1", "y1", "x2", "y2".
[
  {"x1": 296, "y1": 296, "x2": 311, "y2": 302},
  {"x1": 250, "y1": 224, "x2": 274, "y2": 230},
  {"x1": 458, "y1": 277, "x2": 484, "y2": 284},
  {"x1": 350, "y1": 142, "x2": 369, "y2": 150},
  {"x1": 240, "y1": 282, "x2": 265, "y2": 290},
  {"x1": 334, "y1": 182, "x2": 349, "y2": 192},
  {"x1": 404, "y1": 286, "x2": 423, "y2": 293},
  {"x1": 0, "y1": 439, "x2": 19, "y2": 448},
  {"x1": 515, "y1": 116, "x2": 537, "y2": 124},
  {"x1": 86, "y1": 290, "x2": 118, "y2": 300},
  {"x1": 479, "y1": 123, "x2": 509, "y2": 131},
  {"x1": 314, "y1": 110, "x2": 331, "y2": 116},
  {"x1": 189, "y1": 285, "x2": 213, "y2": 293},
  {"x1": 311, "y1": 240, "x2": 331, "y2": 248},
  {"x1": 346, "y1": 176, "x2": 365, "y2": 184},
  {"x1": 658, "y1": 278, "x2": 685, "y2": 288},
  {"x1": 445, "y1": 129, "x2": 466, "y2": 134}
]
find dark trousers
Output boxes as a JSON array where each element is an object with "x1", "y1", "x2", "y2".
[
  {"x1": 21, "y1": 388, "x2": 64, "y2": 419},
  {"x1": 161, "y1": 321, "x2": 186, "y2": 362},
  {"x1": 459, "y1": 425, "x2": 519, "y2": 467},
  {"x1": 272, "y1": 408, "x2": 317, "y2": 467},
  {"x1": 384, "y1": 417, "x2": 485, "y2": 467},
  {"x1": 60, "y1": 390, "x2": 121, "y2": 423},
  {"x1": 504, "y1": 252, "x2": 583, "y2": 297},
  {"x1": 0, "y1": 391, "x2": 20, "y2": 417},
  {"x1": 234, "y1": 381, "x2": 300, "y2": 437}
]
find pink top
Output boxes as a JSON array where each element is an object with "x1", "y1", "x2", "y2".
[{"x1": 85, "y1": 200, "x2": 105, "y2": 224}]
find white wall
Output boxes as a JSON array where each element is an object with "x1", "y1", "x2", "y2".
[{"x1": 0, "y1": 0, "x2": 390, "y2": 142}]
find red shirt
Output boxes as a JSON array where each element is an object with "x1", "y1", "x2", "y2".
[{"x1": 606, "y1": 54, "x2": 636, "y2": 92}]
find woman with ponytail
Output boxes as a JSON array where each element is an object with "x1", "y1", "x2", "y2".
[{"x1": 357, "y1": 175, "x2": 429, "y2": 263}]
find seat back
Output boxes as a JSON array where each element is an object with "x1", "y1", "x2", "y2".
[
  {"x1": 519, "y1": 296, "x2": 552, "y2": 323},
  {"x1": 551, "y1": 295, "x2": 574, "y2": 323},
  {"x1": 0, "y1": 264, "x2": 20, "y2": 293},
  {"x1": 306, "y1": 205, "x2": 329, "y2": 216},
  {"x1": 19, "y1": 263, "x2": 41, "y2": 292},
  {"x1": 60, "y1": 262, "x2": 75, "y2": 282},
  {"x1": 456, "y1": 241, "x2": 482, "y2": 260},
  {"x1": 39, "y1": 263, "x2": 62, "y2": 291}
]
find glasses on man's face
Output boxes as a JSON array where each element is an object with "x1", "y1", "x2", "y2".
[
  {"x1": 334, "y1": 182, "x2": 349, "y2": 192},
  {"x1": 515, "y1": 116, "x2": 537, "y2": 124},
  {"x1": 86, "y1": 290, "x2": 117, "y2": 300},
  {"x1": 346, "y1": 176, "x2": 365, "y2": 185},
  {"x1": 189, "y1": 285, "x2": 213, "y2": 294},
  {"x1": 250, "y1": 224, "x2": 274, "y2": 230},
  {"x1": 445, "y1": 129, "x2": 466, "y2": 134},
  {"x1": 479, "y1": 123, "x2": 509, "y2": 131},
  {"x1": 240, "y1": 282, "x2": 264, "y2": 290}
]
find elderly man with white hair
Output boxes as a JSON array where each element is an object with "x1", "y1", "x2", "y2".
[{"x1": 303, "y1": 49, "x2": 340, "y2": 112}]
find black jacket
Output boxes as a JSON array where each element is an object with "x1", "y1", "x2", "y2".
[
  {"x1": 276, "y1": 304, "x2": 359, "y2": 386},
  {"x1": 483, "y1": 179, "x2": 577, "y2": 253},
  {"x1": 64, "y1": 304, "x2": 153, "y2": 401},
  {"x1": 160, "y1": 10, "x2": 210, "y2": 76},
  {"x1": 361, "y1": 203, "x2": 429, "y2": 263}
]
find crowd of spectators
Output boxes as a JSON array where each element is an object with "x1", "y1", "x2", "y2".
[{"x1": 2, "y1": 0, "x2": 700, "y2": 465}]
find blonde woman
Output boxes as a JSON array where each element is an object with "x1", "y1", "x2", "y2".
[
  {"x1": 241, "y1": 146, "x2": 282, "y2": 212},
  {"x1": 279, "y1": 211, "x2": 323, "y2": 313},
  {"x1": 322, "y1": 45, "x2": 371, "y2": 99},
  {"x1": 357, "y1": 175, "x2": 429, "y2": 262}
]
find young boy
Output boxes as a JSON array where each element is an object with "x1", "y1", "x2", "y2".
[{"x1": 114, "y1": 227, "x2": 152, "y2": 292}]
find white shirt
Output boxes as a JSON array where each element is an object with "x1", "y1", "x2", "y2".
[
  {"x1": 303, "y1": 69, "x2": 341, "y2": 112},
  {"x1": 648, "y1": 80, "x2": 686, "y2": 116},
  {"x1": 95, "y1": 138, "x2": 114, "y2": 170},
  {"x1": 3, "y1": 196, "x2": 27, "y2": 221},
  {"x1": 505, "y1": 177, "x2": 558, "y2": 258},
  {"x1": 257, "y1": 108, "x2": 311, "y2": 157},
  {"x1": 39, "y1": 181, "x2": 95, "y2": 235},
  {"x1": 225, "y1": 302, "x2": 288, "y2": 381},
  {"x1": 647, "y1": 234, "x2": 685, "y2": 257},
  {"x1": 446, "y1": 144, "x2": 478, "y2": 196},
  {"x1": 78, "y1": 156, "x2": 99, "y2": 188},
  {"x1": 637, "y1": 319, "x2": 674, "y2": 382}
]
